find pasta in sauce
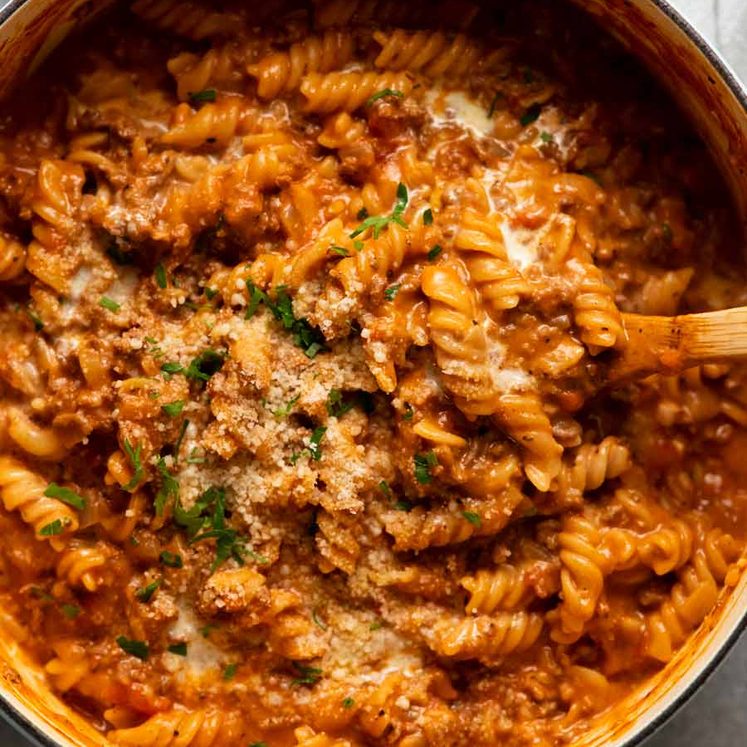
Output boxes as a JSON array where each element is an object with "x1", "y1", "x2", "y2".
[{"x1": 0, "y1": 0, "x2": 745, "y2": 745}]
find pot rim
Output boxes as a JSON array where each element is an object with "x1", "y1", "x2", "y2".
[{"x1": 0, "y1": 0, "x2": 745, "y2": 746}]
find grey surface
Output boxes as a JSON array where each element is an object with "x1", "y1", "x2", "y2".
[{"x1": 0, "y1": 0, "x2": 746, "y2": 745}]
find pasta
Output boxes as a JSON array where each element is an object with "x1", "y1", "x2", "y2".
[{"x1": 0, "y1": 1, "x2": 744, "y2": 746}]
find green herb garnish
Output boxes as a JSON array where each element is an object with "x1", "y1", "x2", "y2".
[
  {"x1": 342, "y1": 697, "x2": 355, "y2": 709},
  {"x1": 414, "y1": 451, "x2": 438, "y2": 484},
  {"x1": 326, "y1": 389, "x2": 354, "y2": 418},
  {"x1": 61, "y1": 604, "x2": 81, "y2": 619},
  {"x1": 384, "y1": 284, "x2": 401, "y2": 301},
  {"x1": 378, "y1": 480, "x2": 392, "y2": 499},
  {"x1": 519, "y1": 104, "x2": 541, "y2": 127},
  {"x1": 423, "y1": 208, "x2": 433, "y2": 225},
  {"x1": 161, "y1": 400, "x2": 185, "y2": 417},
  {"x1": 462, "y1": 510, "x2": 482, "y2": 527},
  {"x1": 99, "y1": 296, "x2": 120, "y2": 313},
  {"x1": 43, "y1": 483, "x2": 85, "y2": 511},
  {"x1": 427, "y1": 244, "x2": 442, "y2": 262},
  {"x1": 189, "y1": 88, "x2": 217, "y2": 104},
  {"x1": 350, "y1": 183, "x2": 408, "y2": 239},
  {"x1": 185, "y1": 349, "x2": 224, "y2": 383},
  {"x1": 291, "y1": 662, "x2": 323, "y2": 686},
  {"x1": 159, "y1": 551, "x2": 183, "y2": 568},
  {"x1": 540, "y1": 131, "x2": 553, "y2": 143},
  {"x1": 135, "y1": 579, "x2": 161, "y2": 603},
  {"x1": 154, "y1": 263, "x2": 167, "y2": 289},
  {"x1": 168, "y1": 642, "x2": 188, "y2": 656},
  {"x1": 366, "y1": 88, "x2": 404, "y2": 107},
  {"x1": 26, "y1": 306, "x2": 44, "y2": 331},
  {"x1": 273, "y1": 395, "x2": 299, "y2": 419},
  {"x1": 308, "y1": 426, "x2": 326, "y2": 461},
  {"x1": 223, "y1": 662, "x2": 238, "y2": 680},
  {"x1": 40, "y1": 519, "x2": 64, "y2": 536},
  {"x1": 394, "y1": 500, "x2": 413, "y2": 512},
  {"x1": 312, "y1": 608, "x2": 328, "y2": 631},
  {"x1": 154, "y1": 458, "x2": 179, "y2": 516},
  {"x1": 329, "y1": 245, "x2": 349, "y2": 257},
  {"x1": 116, "y1": 636, "x2": 149, "y2": 660}
]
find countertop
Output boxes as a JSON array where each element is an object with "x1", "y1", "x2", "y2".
[{"x1": 0, "y1": 0, "x2": 745, "y2": 745}]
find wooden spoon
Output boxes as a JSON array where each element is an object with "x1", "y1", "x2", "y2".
[{"x1": 609, "y1": 308, "x2": 747, "y2": 380}]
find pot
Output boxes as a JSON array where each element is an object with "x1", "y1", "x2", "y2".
[{"x1": 0, "y1": 1, "x2": 745, "y2": 745}]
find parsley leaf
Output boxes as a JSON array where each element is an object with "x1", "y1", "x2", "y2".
[
  {"x1": 162, "y1": 400, "x2": 185, "y2": 417},
  {"x1": 189, "y1": 88, "x2": 217, "y2": 104},
  {"x1": 462, "y1": 510, "x2": 482, "y2": 527},
  {"x1": 384, "y1": 284, "x2": 401, "y2": 301},
  {"x1": 168, "y1": 642, "x2": 188, "y2": 656},
  {"x1": 414, "y1": 451, "x2": 438, "y2": 484},
  {"x1": 350, "y1": 182, "x2": 408, "y2": 239},
  {"x1": 25, "y1": 306, "x2": 44, "y2": 331},
  {"x1": 223, "y1": 662, "x2": 238, "y2": 680},
  {"x1": 99, "y1": 296, "x2": 120, "y2": 313},
  {"x1": 308, "y1": 426, "x2": 326, "y2": 461},
  {"x1": 43, "y1": 483, "x2": 85, "y2": 511},
  {"x1": 329, "y1": 245, "x2": 349, "y2": 257},
  {"x1": 540, "y1": 131, "x2": 554, "y2": 143},
  {"x1": 326, "y1": 389, "x2": 355, "y2": 418},
  {"x1": 159, "y1": 550, "x2": 183, "y2": 568},
  {"x1": 61, "y1": 604, "x2": 80, "y2": 619},
  {"x1": 291, "y1": 662, "x2": 323, "y2": 686},
  {"x1": 154, "y1": 263, "x2": 168, "y2": 289},
  {"x1": 519, "y1": 104, "x2": 542, "y2": 127},
  {"x1": 116, "y1": 636, "x2": 149, "y2": 660},
  {"x1": 154, "y1": 458, "x2": 179, "y2": 516},
  {"x1": 427, "y1": 244, "x2": 442, "y2": 262},
  {"x1": 402, "y1": 403, "x2": 414, "y2": 420},
  {"x1": 378, "y1": 480, "x2": 392, "y2": 499},
  {"x1": 185, "y1": 349, "x2": 224, "y2": 383},
  {"x1": 40, "y1": 519, "x2": 64, "y2": 536},
  {"x1": 366, "y1": 88, "x2": 404, "y2": 107},
  {"x1": 342, "y1": 697, "x2": 355, "y2": 709},
  {"x1": 394, "y1": 500, "x2": 413, "y2": 512},
  {"x1": 273, "y1": 395, "x2": 299, "y2": 419},
  {"x1": 135, "y1": 579, "x2": 161, "y2": 603},
  {"x1": 423, "y1": 208, "x2": 433, "y2": 225}
]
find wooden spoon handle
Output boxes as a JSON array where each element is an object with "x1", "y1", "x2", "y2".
[{"x1": 612, "y1": 307, "x2": 747, "y2": 380}]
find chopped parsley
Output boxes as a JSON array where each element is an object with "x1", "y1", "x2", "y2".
[
  {"x1": 106, "y1": 241, "x2": 133, "y2": 266},
  {"x1": 365, "y1": 88, "x2": 404, "y2": 107},
  {"x1": 329, "y1": 245, "x2": 349, "y2": 257},
  {"x1": 40, "y1": 519, "x2": 64, "y2": 536},
  {"x1": 378, "y1": 480, "x2": 392, "y2": 499},
  {"x1": 427, "y1": 244, "x2": 443, "y2": 262},
  {"x1": 135, "y1": 579, "x2": 161, "y2": 603},
  {"x1": 462, "y1": 510, "x2": 482, "y2": 527},
  {"x1": 423, "y1": 208, "x2": 433, "y2": 225},
  {"x1": 273, "y1": 395, "x2": 299, "y2": 419},
  {"x1": 369, "y1": 620, "x2": 383, "y2": 631},
  {"x1": 204, "y1": 286, "x2": 218, "y2": 300},
  {"x1": 487, "y1": 91, "x2": 503, "y2": 118},
  {"x1": 43, "y1": 483, "x2": 85, "y2": 511},
  {"x1": 384, "y1": 284, "x2": 401, "y2": 301},
  {"x1": 291, "y1": 662, "x2": 323, "y2": 686},
  {"x1": 99, "y1": 296, "x2": 120, "y2": 313},
  {"x1": 168, "y1": 642, "x2": 188, "y2": 656},
  {"x1": 357, "y1": 207, "x2": 369, "y2": 220},
  {"x1": 223, "y1": 662, "x2": 238, "y2": 680},
  {"x1": 540, "y1": 131, "x2": 554, "y2": 143},
  {"x1": 154, "y1": 458, "x2": 179, "y2": 516},
  {"x1": 61, "y1": 604, "x2": 81, "y2": 619},
  {"x1": 186, "y1": 448, "x2": 206, "y2": 464},
  {"x1": 342, "y1": 697, "x2": 355, "y2": 709},
  {"x1": 353, "y1": 239, "x2": 364, "y2": 251},
  {"x1": 414, "y1": 451, "x2": 438, "y2": 484},
  {"x1": 185, "y1": 349, "x2": 225, "y2": 383},
  {"x1": 402, "y1": 402, "x2": 414, "y2": 420},
  {"x1": 394, "y1": 500, "x2": 413, "y2": 512},
  {"x1": 189, "y1": 88, "x2": 217, "y2": 104},
  {"x1": 116, "y1": 636, "x2": 149, "y2": 661},
  {"x1": 519, "y1": 104, "x2": 542, "y2": 127},
  {"x1": 25, "y1": 306, "x2": 44, "y2": 331},
  {"x1": 326, "y1": 389, "x2": 355, "y2": 418},
  {"x1": 173, "y1": 419, "x2": 189, "y2": 462},
  {"x1": 159, "y1": 551, "x2": 183, "y2": 568},
  {"x1": 245, "y1": 282, "x2": 326, "y2": 358},
  {"x1": 154, "y1": 263, "x2": 168, "y2": 289},
  {"x1": 189, "y1": 487, "x2": 247, "y2": 571},
  {"x1": 161, "y1": 400, "x2": 185, "y2": 417},
  {"x1": 161, "y1": 361, "x2": 183, "y2": 376},
  {"x1": 350, "y1": 182, "x2": 408, "y2": 239},
  {"x1": 311, "y1": 607, "x2": 328, "y2": 631},
  {"x1": 308, "y1": 426, "x2": 326, "y2": 461}
]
